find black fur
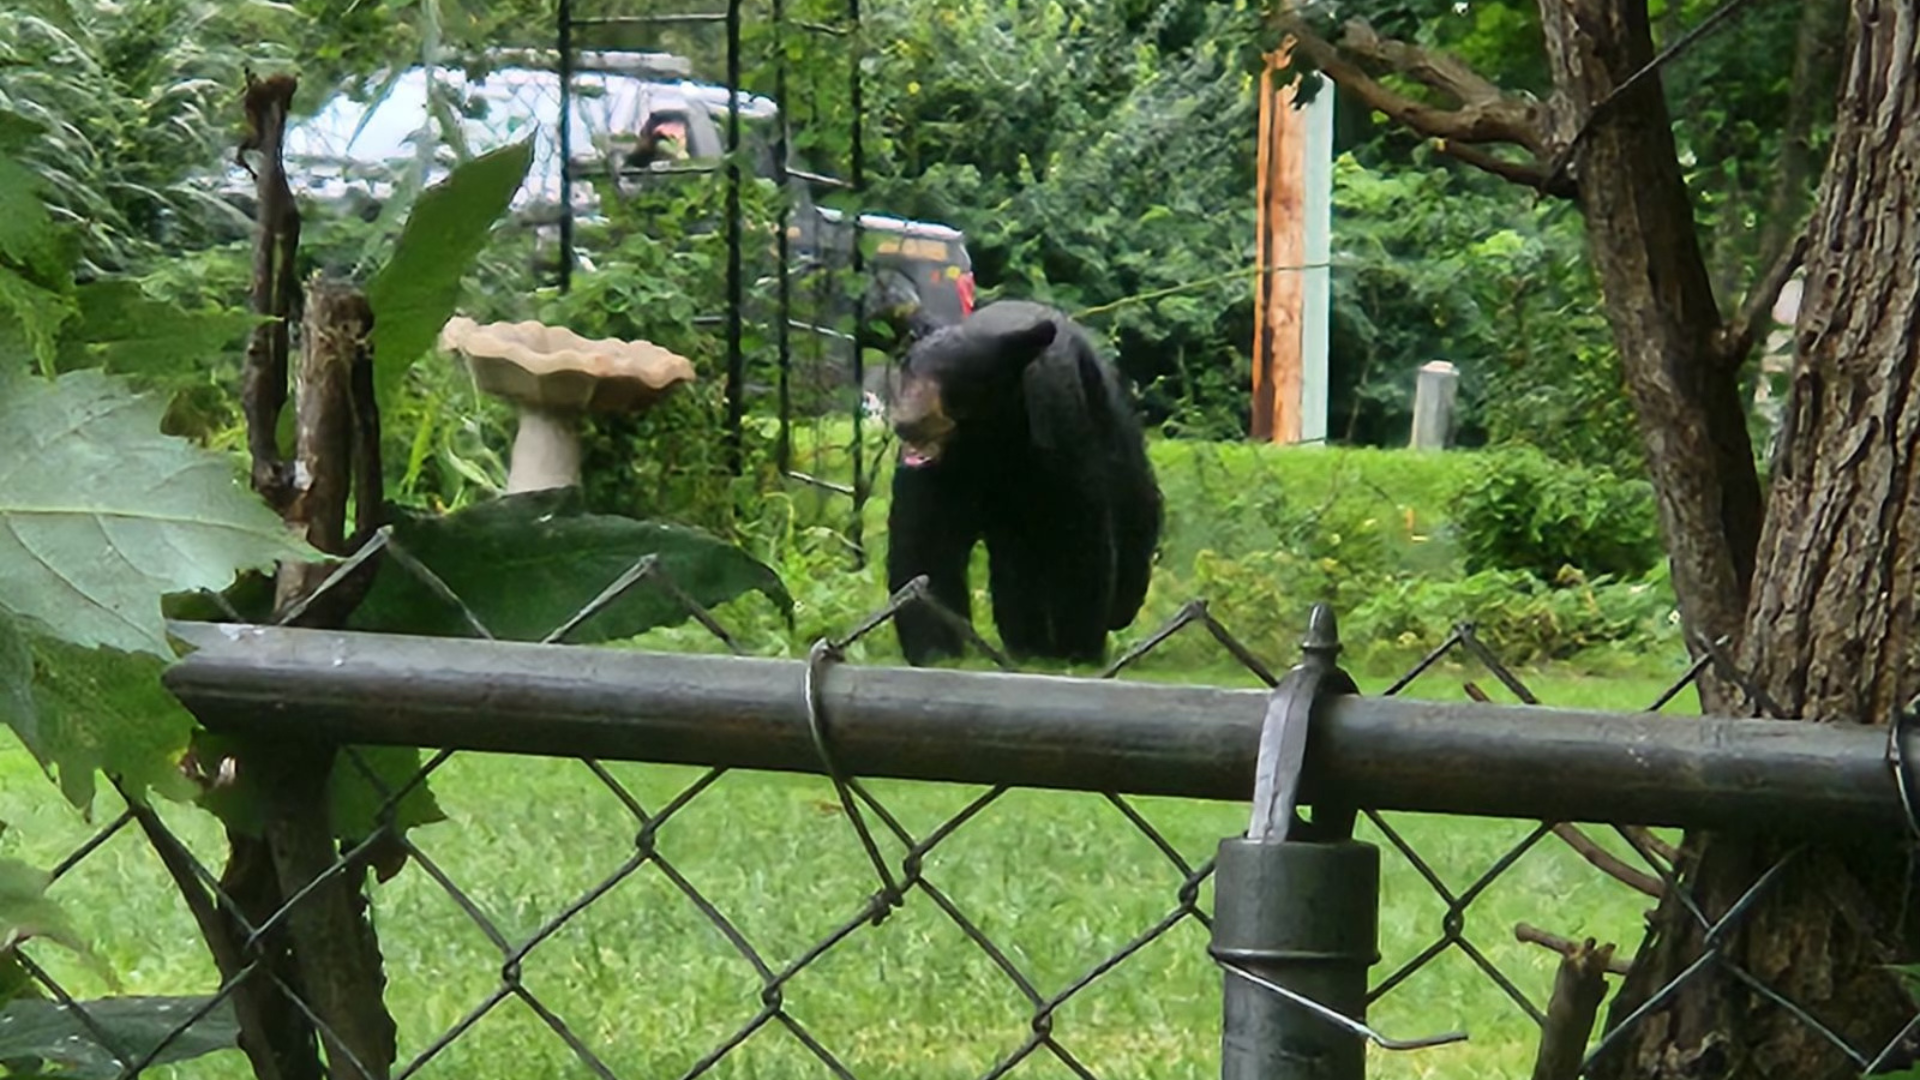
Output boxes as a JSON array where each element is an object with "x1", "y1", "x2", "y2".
[{"x1": 883, "y1": 300, "x2": 1162, "y2": 666}]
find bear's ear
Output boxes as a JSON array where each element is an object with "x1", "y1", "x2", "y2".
[{"x1": 985, "y1": 318, "x2": 1057, "y2": 369}]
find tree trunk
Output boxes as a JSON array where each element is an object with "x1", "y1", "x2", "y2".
[
  {"x1": 1591, "y1": 4, "x2": 1920, "y2": 1076},
  {"x1": 1538, "y1": 0, "x2": 1767, "y2": 660}
]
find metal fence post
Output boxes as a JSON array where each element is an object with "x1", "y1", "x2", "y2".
[
  {"x1": 1215, "y1": 838, "x2": 1379, "y2": 1079},
  {"x1": 1213, "y1": 605, "x2": 1379, "y2": 1080}
]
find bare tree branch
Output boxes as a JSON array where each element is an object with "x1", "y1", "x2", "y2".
[
  {"x1": 238, "y1": 70, "x2": 301, "y2": 513},
  {"x1": 1551, "y1": 823, "x2": 1666, "y2": 898},
  {"x1": 1716, "y1": 231, "x2": 1807, "y2": 372},
  {"x1": 1338, "y1": 20, "x2": 1515, "y2": 114},
  {"x1": 1433, "y1": 138, "x2": 1578, "y2": 198},
  {"x1": 1527, "y1": 934, "x2": 1620, "y2": 1080},
  {"x1": 1281, "y1": 16, "x2": 1570, "y2": 197},
  {"x1": 1516, "y1": 924, "x2": 1634, "y2": 976},
  {"x1": 1622, "y1": 825, "x2": 1680, "y2": 867},
  {"x1": 1285, "y1": 18, "x2": 1553, "y2": 152},
  {"x1": 125, "y1": 788, "x2": 290, "y2": 1080}
]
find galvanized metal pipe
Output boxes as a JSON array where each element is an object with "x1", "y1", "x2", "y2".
[
  {"x1": 164, "y1": 624, "x2": 1903, "y2": 832},
  {"x1": 1214, "y1": 839, "x2": 1380, "y2": 1080}
]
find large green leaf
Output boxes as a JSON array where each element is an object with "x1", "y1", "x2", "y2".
[
  {"x1": 0, "y1": 610, "x2": 34, "y2": 758},
  {"x1": 349, "y1": 488, "x2": 792, "y2": 642},
  {"x1": 22, "y1": 632, "x2": 198, "y2": 809},
  {"x1": 0, "y1": 995, "x2": 238, "y2": 1079},
  {"x1": 0, "y1": 154, "x2": 64, "y2": 288},
  {"x1": 0, "y1": 369, "x2": 309, "y2": 658},
  {"x1": 0, "y1": 858, "x2": 84, "y2": 956},
  {"x1": 365, "y1": 139, "x2": 533, "y2": 415},
  {"x1": 54, "y1": 281, "x2": 261, "y2": 384}
]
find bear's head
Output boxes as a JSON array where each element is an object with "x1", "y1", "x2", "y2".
[{"x1": 882, "y1": 312, "x2": 1058, "y2": 467}]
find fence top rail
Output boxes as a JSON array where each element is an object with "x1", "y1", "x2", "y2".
[{"x1": 164, "y1": 622, "x2": 1905, "y2": 833}]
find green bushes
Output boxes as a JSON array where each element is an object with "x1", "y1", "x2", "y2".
[
  {"x1": 1452, "y1": 446, "x2": 1664, "y2": 582},
  {"x1": 1121, "y1": 442, "x2": 1678, "y2": 673},
  {"x1": 523, "y1": 432, "x2": 1685, "y2": 678}
]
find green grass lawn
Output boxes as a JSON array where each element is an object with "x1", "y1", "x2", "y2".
[
  {"x1": 5, "y1": 433, "x2": 1689, "y2": 1077},
  {"x1": 2, "y1": 663, "x2": 1692, "y2": 1080}
]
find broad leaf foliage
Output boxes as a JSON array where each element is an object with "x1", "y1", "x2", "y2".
[
  {"x1": 366, "y1": 138, "x2": 534, "y2": 414},
  {"x1": 0, "y1": 369, "x2": 306, "y2": 659},
  {"x1": 351, "y1": 487, "x2": 793, "y2": 643}
]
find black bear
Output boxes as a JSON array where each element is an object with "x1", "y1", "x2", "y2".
[{"x1": 881, "y1": 299, "x2": 1162, "y2": 666}]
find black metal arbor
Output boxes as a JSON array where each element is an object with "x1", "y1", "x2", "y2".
[{"x1": 552, "y1": 0, "x2": 879, "y2": 560}]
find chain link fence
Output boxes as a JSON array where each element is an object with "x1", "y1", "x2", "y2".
[{"x1": 6, "y1": 527, "x2": 1919, "y2": 1079}]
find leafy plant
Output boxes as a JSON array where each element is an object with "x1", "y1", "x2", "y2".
[
  {"x1": 1451, "y1": 445, "x2": 1664, "y2": 583},
  {"x1": 349, "y1": 488, "x2": 792, "y2": 643},
  {"x1": 0, "y1": 0, "x2": 292, "y2": 274},
  {"x1": 0, "y1": 858, "x2": 87, "y2": 959},
  {"x1": 0, "y1": 368, "x2": 306, "y2": 809},
  {"x1": 367, "y1": 138, "x2": 535, "y2": 414},
  {"x1": 0, "y1": 994, "x2": 240, "y2": 1078},
  {"x1": 0, "y1": 369, "x2": 302, "y2": 658},
  {"x1": 1349, "y1": 567, "x2": 1679, "y2": 666}
]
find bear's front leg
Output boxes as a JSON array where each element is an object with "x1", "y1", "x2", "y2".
[
  {"x1": 1043, "y1": 515, "x2": 1118, "y2": 666},
  {"x1": 985, "y1": 501, "x2": 1116, "y2": 666},
  {"x1": 886, "y1": 461, "x2": 980, "y2": 666},
  {"x1": 984, "y1": 522, "x2": 1051, "y2": 660}
]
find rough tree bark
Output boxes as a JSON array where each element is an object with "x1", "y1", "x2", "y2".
[
  {"x1": 1534, "y1": 0, "x2": 1768, "y2": 659},
  {"x1": 1285, "y1": 0, "x2": 1917, "y2": 1074},
  {"x1": 1286, "y1": 3, "x2": 1778, "y2": 655},
  {"x1": 1592, "y1": 4, "x2": 1920, "y2": 1075}
]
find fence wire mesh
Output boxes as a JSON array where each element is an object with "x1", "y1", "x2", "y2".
[{"x1": 8, "y1": 527, "x2": 1920, "y2": 1080}]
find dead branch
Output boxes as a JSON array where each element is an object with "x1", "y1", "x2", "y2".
[
  {"x1": 1434, "y1": 139, "x2": 1576, "y2": 198},
  {"x1": 1526, "y1": 933, "x2": 1620, "y2": 1080},
  {"x1": 260, "y1": 280, "x2": 397, "y2": 1079},
  {"x1": 1622, "y1": 825, "x2": 1679, "y2": 867},
  {"x1": 262, "y1": 741, "x2": 397, "y2": 1080},
  {"x1": 348, "y1": 302, "x2": 386, "y2": 550},
  {"x1": 274, "y1": 281, "x2": 381, "y2": 627},
  {"x1": 1552, "y1": 823, "x2": 1666, "y2": 898},
  {"x1": 124, "y1": 790, "x2": 290, "y2": 1080},
  {"x1": 1281, "y1": 15, "x2": 1564, "y2": 196},
  {"x1": 239, "y1": 70, "x2": 302, "y2": 511},
  {"x1": 1338, "y1": 19, "x2": 1527, "y2": 129},
  {"x1": 1517, "y1": 923, "x2": 1634, "y2": 976}
]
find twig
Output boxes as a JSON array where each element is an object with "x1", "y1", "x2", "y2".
[
  {"x1": 1551, "y1": 823, "x2": 1666, "y2": 898},
  {"x1": 124, "y1": 790, "x2": 286, "y2": 1080},
  {"x1": 1622, "y1": 825, "x2": 1680, "y2": 866},
  {"x1": 1517, "y1": 924, "x2": 1633, "y2": 976},
  {"x1": 1526, "y1": 934, "x2": 1619, "y2": 1080}
]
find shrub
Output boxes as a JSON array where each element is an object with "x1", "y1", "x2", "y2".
[
  {"x1": 1451, "y1": 446, "x2": 1663, "y2": 582},
  {"x1": 1347, "y1": 566, "x2": 1680, "y2": 668}
]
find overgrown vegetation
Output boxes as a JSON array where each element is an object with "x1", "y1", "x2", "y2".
[{"x1": 1, "y1": 0, "x2": 1852, "y2": 1073}]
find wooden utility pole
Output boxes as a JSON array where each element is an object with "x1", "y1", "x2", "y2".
[{"x1": 1251, "y1": 43, "x2": 1332, "y2": 444}]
